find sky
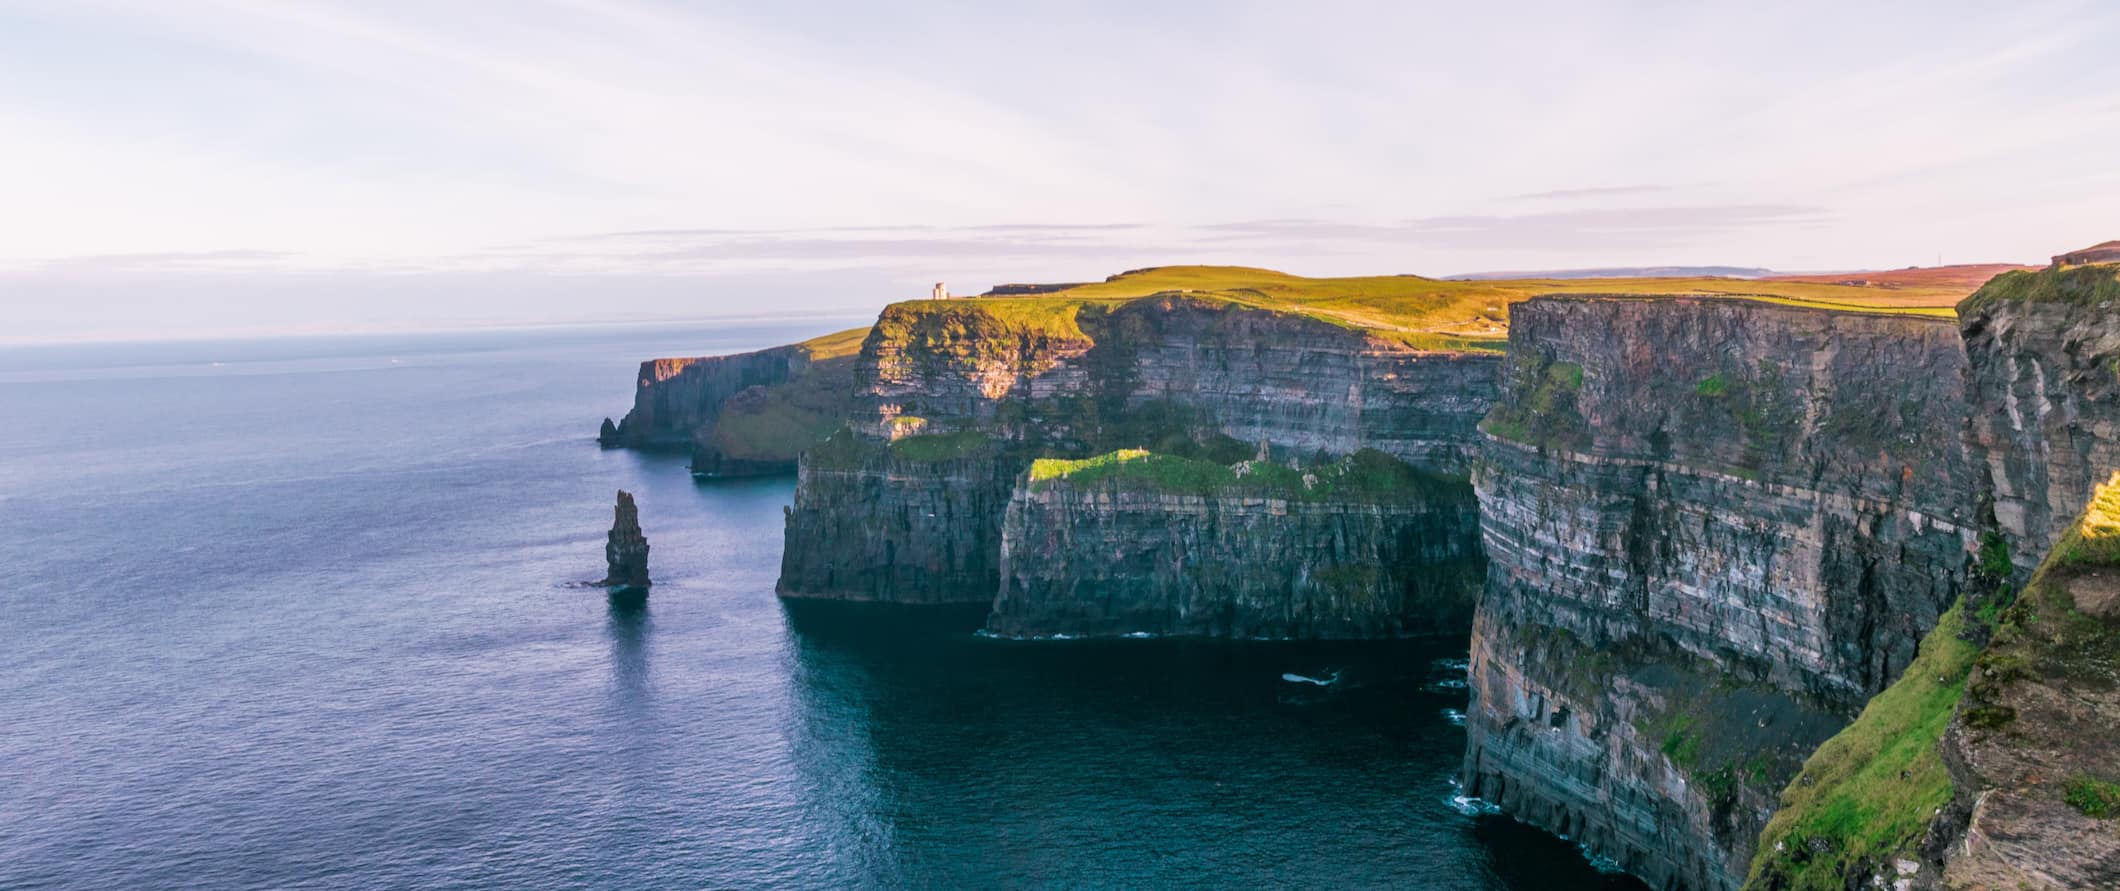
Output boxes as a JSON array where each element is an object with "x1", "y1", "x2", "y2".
[{"x1": 2, "y1": 0, "x2": 2117, "y2": 343}]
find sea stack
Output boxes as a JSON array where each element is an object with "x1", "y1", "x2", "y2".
[
  {"x1": 597, "y1": 417, "x2": 621, "y2": 448},
  {"x1": 602, "y1": 490, "x2": 651, "y2": 591}
]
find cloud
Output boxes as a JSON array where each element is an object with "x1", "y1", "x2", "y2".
[
  {"x1": 1199, "y1": 205, "x2": 1832, "y2": 251},
  {"x1": 1507, "y1": 185, "x2": 1675, "y2": 201}
]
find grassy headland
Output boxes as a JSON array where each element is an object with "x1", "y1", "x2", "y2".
[{"x1": 878, "y1": 265, "x2": 1998, "y2": 354}]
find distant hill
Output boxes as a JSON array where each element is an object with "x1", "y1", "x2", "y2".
[
  {"x1": 1447, "y1": 266, "x2": 1775, "y2": 281},
  {"x1": 1763, "y1": 263, "x2": 2035, "y2": 291}
]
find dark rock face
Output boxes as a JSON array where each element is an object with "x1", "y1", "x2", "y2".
[
  {"x1": 988, "y1": 470, "x2": 1483, "y2": 638},
  {"x1": 1462, "y1": 297, "x2": 1976, "y2": 891},
  {"x1": 604, "y1": 341, "x2": 860, "y2": 478},
  {"x1": 1932, "y1": 268, "x2": 2120, "y2": 888},
  {"x1": 777, "y1": 295, "x2": 1501, "y2": 612},
  {"x1": 777, "y1": 436, "x2": 1018, "y2": 604},
  {"x1": 855, "y1": 295, "x2": 1501, "y2": 471},
  {"x1": 1960, "y1": 294, "x2": 2120, "y2": 574},
  {"x1": 602, "y1": 490, "x2": 650, "y2": 590},
  {"x1": 609, "y1": 349, "x2": 801, "y2": 448}
]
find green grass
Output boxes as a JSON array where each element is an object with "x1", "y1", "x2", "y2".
[
  {"x1": 2064, "y1": 775, "x2": 2120, "y2": 818},
  {"x1": 2049, "y1": 471, "x2": 2120, "y2": 569},
  {"x1": 1696, "y1": 374, "x2": 1729, "y2": 397},
  {"x1": 851, "y1": 264, "x2": 1991, "y2": 375},
  {"x1": 1027, "y1": 447, "x2": 1456, "y2": 501},
  {"x1": 1747, "y1": 604, "x2": 1979, "y2": 890},
  {"x1": 887, "y1": 430, "x2": 991, "y2": 462},
  {"x1": 1959, "y1": 263, "x2": 2120, "y2": 313},
  {"x1": 1660, "y1": 714, "x2": 1703, "y2": 768},
  {"x1": 703, "y1": 350, "x2": 860, "y2": 461},
  {"x1": 793, "y1": 325, "x2": 872, "y2": 360}
]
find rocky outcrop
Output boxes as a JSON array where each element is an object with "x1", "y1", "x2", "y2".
[
  {"x1": 608, "y1": 349, "x2": 803, "y2": 448},
  {"x1": 987, "y1": 450, "x2": 1484, "y2": 638},
  {"x1": 1959, "y1": 267, "x2": 2120, "y2": 575},
  {"x1": 602, "y1": 490, "x2": 650, "y2": 590},
  {"x1": 1462, "y1": 296, "x2": 1978, "y2": 891},
  {"x1": 1939, "y1": 489, "x2": 2120, "y2": 889},
  {"x1": 777, "y1": 431, "x2": 1018, "y2": 604},
  {"x1": 603, "y1": 331, "x2": 863, "y2": 477},
  {"x1": 1935, "y1": 265, "x2": 2120, "y2": 890},
  {"x1": 778, "y1": 294, "x2": 1502, "y2": 608}
]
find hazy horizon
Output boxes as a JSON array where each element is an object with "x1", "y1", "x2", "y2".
[{"x1": 4, "y1": 0, "x2": 2116, "y2": 343}]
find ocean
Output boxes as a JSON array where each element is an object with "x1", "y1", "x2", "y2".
[{"x1": 0, "y1": 320, "x2": 1643, "y2": 889}]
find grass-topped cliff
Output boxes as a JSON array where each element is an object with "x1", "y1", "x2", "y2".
[
  {"x1": 689, "y1": 325, "x2": 870, "y2": 467},
  {"x1": 1026, "y1": 447, "x2": 1459, "y2": 501},
  {"x1": 935, "y1": 264, "x2": 1986, "y2": 351},
  {"x1": 1956, "y1": 261, "x2": 2120, "y2": 313}
]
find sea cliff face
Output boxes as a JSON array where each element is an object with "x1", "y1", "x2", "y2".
[
  {"x1": 777, "y1": 294, "x2": 1501, "y2": 616},
  {"x1": 1929, "y1": 266, "x2": 2120, "y2": 890},
  {"x1": 608, "y1": 347, "x2": 805, "y2": 448},
  {"x1": 776, "y1": 432, "x2": 1017, "y2": 604},
  {"x1": 988, "y1": 451, "x2": 1484, "y2": 638},
  {"x1": 602, "y1": 330, "x2": 863, "y2": 476},
  {"x1": 1960, "y1": 280, "x2": 2120, "y2": 574},
  {"x1": 1462, "y1": 297, "x2": 1977, "y2": 891}
]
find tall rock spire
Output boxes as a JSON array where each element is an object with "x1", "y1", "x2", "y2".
[{"x1": 602, "y1": 490, "x2": 650, "y2": 591}]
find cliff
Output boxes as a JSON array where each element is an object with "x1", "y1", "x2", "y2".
[
  {"x1": 602, "y1": 327, "x2": 866, "y2": 476},
  {"x1": 1959, "y1": 265, "x2": 2120, "y2": 574},
  {"x1": 1937, "y1": 264, "x2": 2120, "y2": 890},
  {"x1": 778, "y1": 292, "x2": 1502, "y2": 615},
  {"x1": 777, "y1": 430, "x2": 1019, "y2": 604},
  {"x1": 1462, "y1": 296, "x2": 1977, "y2": 891},
  {"x1": 987, "y1": 449, "x2": 1483, "y2": 638},
  {"x1": 1937, "y1": 474, "x2": 2120, "y2": 890},
  {"x1": 1745, "y1": 264, "x2": 2120, "y2": 890}
]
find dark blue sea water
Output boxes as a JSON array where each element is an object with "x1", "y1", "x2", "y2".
[{"x1": 0, "y1": 321, "x2": 1645, "y2": 890}]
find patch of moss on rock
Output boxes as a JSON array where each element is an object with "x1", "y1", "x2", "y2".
[
  {"x1": 1480, "y1": 353, "x2": 1590, "y2": 450},
  {"x1": 2064, "y1": 775, "x2": 2120, "y2": 818}
]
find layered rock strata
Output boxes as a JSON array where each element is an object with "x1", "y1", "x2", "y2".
[
  {"x1": 776, "y1": 432, "x2": 1018, "y2": 604},
  {"x1": 1934, "y1": 265, "x2": 2120, "y2": 889},
  {"x1": 602, "y1": 490, "x2": 650, "y2": 590},
  {"x1": 777, "y1": 294, "x2": 1501, "y2": 613},
  {"x1": 608, "y1": 348, "x2": 806, "y2": 448},
  {"x1": 604, "y1": 335, "x2": 861, "y2": 477},
  {"x1": 987, "y1": 451, "x2": 1484, "y2": 638},
  {"x1": 1959, "y1": 266, "x2": 2120, "y2": 575},
  {"x1": 1462, "y1": 296, "x2": 1978, "y2": 891}
]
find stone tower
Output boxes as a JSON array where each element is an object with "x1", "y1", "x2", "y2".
[{"x1": 932, "y1": 282, "x2": 950, "y2": 300}]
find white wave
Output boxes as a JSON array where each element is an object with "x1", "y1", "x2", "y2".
[
  {"x1": 1447, "y1": 792, "x2": 1501, "y2": 816},
  {"x1": 1280, "y1": 669, "x2": 1342, "y2": 686},
  {"x1": 1441, "y1": 708, "x2": 1467, "y2": 726}
]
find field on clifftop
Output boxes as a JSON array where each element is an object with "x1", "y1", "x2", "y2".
[{"x1": 920, "y1": 265, "x2": 1998, "y2": 351}]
